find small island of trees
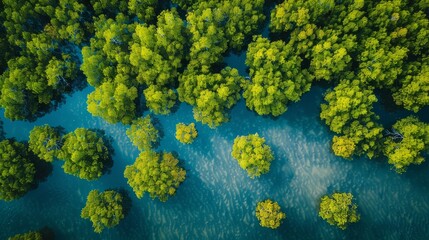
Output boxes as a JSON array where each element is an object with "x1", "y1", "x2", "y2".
[
  {"x1": 81, "y1": 189, "x2": 126, "y2": 233},
  {"x1": 319, "y1": 192, "x2": 360, "y2": 230},
  {"x1": 175, "y1": 123, "x2": 198, "y2": 144},
  {"x1": 231, "y1": 134, "x2": 274, "y2": 178},
  {"x1": 255, "y1": 199, "x2": 286, "y2": 229}
]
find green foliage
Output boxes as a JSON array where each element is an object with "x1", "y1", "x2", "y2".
[
  {"x1": 309, "y1": 29, "x2": 357, "y2": 81},
  {"x1": 59, "y1": 128, "x2": 110, "y2": 180},
  {"x1": 87, "y1": 81, "x2": 138, "y2": 124},
  {"x1": 8, "y1": 231, "x2": 43, "y2": 240},
  {"x1": 178, "y1": 67, "x2": 242, "y2": 128},
  {"x1": 320, "y1": 79, "x2": 383, "y2": 159},
  {"x1": 128, "y1": 0, "x2": 158, "y2": 23},
  {"x1": 393, "y1": 62, "x2": 429, "y2": 112},
  {"x1": 383, "y1": 116, "x2": 429, "y2": 173},
  {"x1": 255, "y1": 199, "x2": 286, "y2": 229},
  {"x1": 81, "y1": 14, "x2": 136, "y2": 88},
  {"x1": 319, "y1": 192, "x2": 360, "y2": 230},
  {"x1": 29, "y1": 125, "x2": 62, "y2": 162},
  {"x1": 129, "y1": 9, "x2": 186, "y2": 114},
  {"x1": 186, "y1": 0, "x2": 265, "y2": 71},
  {"x1": 0, "y1": 139, "x2": 35, "y2": 201},
  {"x1": 124, "y1": 151, "x2": 186, "y2": 202},
  {"x1": 126, "y1": 116, "x2": 159, "y2": 151},
  {"x1": 332, "y1": 136, "x2": 356, "y2": 159},
  {"x1": 81, "y1": 189, "x2": 125, "y2": 233},
  {"x1": 231, "y1": 134, "x2": 274, "y2": 178},
  {"x1": 175, "y1": 123, "x2": 198, "y2": 144},
  {"x1": 244, "y1": 36, "x2": 312, "y2": 116}
]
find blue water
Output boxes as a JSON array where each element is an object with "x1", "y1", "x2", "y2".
[{"x1": 1, "y1": 54, "x2": 429, "y2": 239}]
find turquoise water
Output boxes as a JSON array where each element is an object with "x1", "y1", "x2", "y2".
[{"x1": 1, "y1": 53, "x2": 429, "y2": 239}]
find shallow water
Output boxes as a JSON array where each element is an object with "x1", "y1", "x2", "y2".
[{"x1": 1, "y1": 80, "x2": 428, "y2": 240}]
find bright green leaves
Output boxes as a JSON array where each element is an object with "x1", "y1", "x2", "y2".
[
  {"x1": 231, "y1": 134, "x2": 274, "y2": 178},
  {"x1": 0, "y1": 139, "x2": 36, "y2": 201},
  {"x1": 175, "y1": 123, "x2": 198, "y2": 144},
  {"x1": 358, "y1": 37, "x2": 408, "y2": 88},
  {"x1": 81, "y1": 189, "x2": 125, "y2": 233},
  {"x1": 124, "y1": 151, "x2": 186, "y2": 202},
  {"x1": 129, "y1": 9, "x2": 186, "y2": 114},
  {"x1": 87, "y1": 81, "x2": 138, "y2": 124},
  {"x1": 393, "y1": 62, "x2": 429, "y2": 112},
  {"x1": 320, "y1": 79, "x2": 383, "y2": 159},
  {"x1": 29, "y1": 125, "x2": 62, "y2": 162},
  {"x1": 332, "y1": 136, "x2": 356, "y2": 159},
  {"x1": 244, "y1": 36, "x2": 312, "y2": 116},
  {"x1": 58, "y1": 128, "x2": 110, "y2": 180},
  {"x1": 126, "y1": 115, "x2": 159, "y2": 152},
  {"x1": 383, "y1": 116, "x2": 429, "y2": 173},
  {"x1": 255, "y1": 199, "x2": 286, "y2": 229},
  {"x1": 178, "y1": 67, "x2": 242, "y2": 128},
  {"x1": 319, "y1": 192, "x2": 360, "y2": 230}
]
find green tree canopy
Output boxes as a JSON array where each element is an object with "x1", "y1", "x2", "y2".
[
  {"x1": 175, "y1": 123, "x2": 198, "y2": 144},
  {"x1": 0, "y1": 139, "x2": 35, "y2": 201},
  {"x1": 129, "y1": 9, "x2": 186, "y2": 114},
  {"x1": 383, "y1": 116, "x2": 429, "y2": 173},
  {"x1": 58, "y1": 128, "x2": 110, "y2": 180},
  {"x1": 87, "y1": 81, "x2": 138, "y2": 124},
  {"x1": 244, "y1": 36, "x2": 312, "y2": 116},
  {"x1": 320, "y1": 79, "x2": 383, "y2": 159},
  {"x1": 124, "y1": 151, "x2": 186, "y2": 202},
  {"x1": 81, "y1": 189, "x2": 125, "y2": 233},
  {"x1": 319, "y1": 192, "x2": 360, "y2": 230},
  {"x1": 255, "y1": 199, "x2": 286, "y2": 229},
  {"x1": 126, "y1": 115, "x2": 159, "y2": 152},
  {"x1": 231, "y1": 133, "x2": 274, "y2": 178},
  {"x1": 28, "y1": 125, "x2": 63, "y2": 162},
  {"x1": 178, "y1": 67, "x2": 242, "y2": 128}
]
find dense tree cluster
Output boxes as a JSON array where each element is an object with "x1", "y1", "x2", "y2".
[
  {"x1": 319, "y1": 192, "x2": 360, "y2": 230},
  {"x1": 126, "y1": 115, "x2": 159, "y2": 152},
  {"x1": 124, "y1": 151, "x2": 186, "y2": 202},
  {"x1": 8, "y1": 231, "x2": 43, "y2": 240},
  {"x1": 0, "y1": 139, "x2": 35, "y2": 201},
  {"x1": 58, "y1": 128, "x2": 110, "y2": 180},
  {"x1": 29, "y1": 125, "x2": 62, "y2": 162},
  {"x1": 255, "y1": 199, "x2": 286, "y2": 229},
  {"x1": 175, "y1": 123, "x2": 198, "y2": 144},
  {"x1": 320, "y1": 79, "x2": 383, "y2": 159},
  {"x1": 244, "y1": 36, "x2": 312, "y2": 116},
  {"x1": 81, "y1": 189, "x2": 125, "y2": 233},
  {"x1": 383, "y1": 116, "x2": 429, "y2": 173},
  {"x1": 178, "y1": 67, "x2": 243, "y2": 128},
  {"x1": 231, "y1": 134, "x2": 274, "y2": 178}
]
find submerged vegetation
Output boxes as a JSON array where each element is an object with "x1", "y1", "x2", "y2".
[{"x1": 0, "y1": 0, "x2": 428, "y2": 237}]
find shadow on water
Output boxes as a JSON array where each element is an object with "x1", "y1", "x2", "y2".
[
  {"x1": 152, "y1": 115, "x2": 164, "y2": 149},
  {"x1": 89, "y1": 128, "x2": 115, "y2": 175},
  {"x1": 40, "y1": 226, "x2": 56, "y2": 240}
]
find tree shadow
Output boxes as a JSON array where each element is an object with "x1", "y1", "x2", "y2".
[
  {"x1": 39, "y1": 226, "x2": 55, "y2": 240},
  {"x1": 151, "y1": 115, "x2": 164, "y2": 149},
  {"x1": 88, "y1": 128, "x2": 115, "y2": 175},
  {"x1": 27, "y1": 149, "x2": 53, "y2": 190}
]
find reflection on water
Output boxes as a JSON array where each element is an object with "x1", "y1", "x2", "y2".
[{"x1": 1, "y1": 84, "x2": 428, "y2": 240}]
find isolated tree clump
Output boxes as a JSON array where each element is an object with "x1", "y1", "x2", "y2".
[
  {"x1": 81, "y1": 189, "x2": 125, "y2": 233},
  {"x1": 383, "y1": 116, "x2": 429, "y2": 173},
  {"x1": 126, "y1": 115, "x2": 159, "y2": 151},
  {"x1": 176, "y1": 123, "x2": 198, "y2": 144},
  {"x1": 28, "y1": 125, "x2": 63, "y2": 162},
  {"x1": 0, "y1": 139, "x2": 36, "y2": 201},
  {"x1": 231, "y1": 134, "x2": 274, "y2": 178},
  {"x1": 255, "y1": 199, "x2": 286, "y2": 229},
  {"x1": 319, "y1": 192, "x2": 360, "y2": 230},
  {"x1": 124, "y1": 151, "x2": 186, "y2": 202},
  {"x1": 58, "y1": 128, "x2": 110, "y2": 180}
]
